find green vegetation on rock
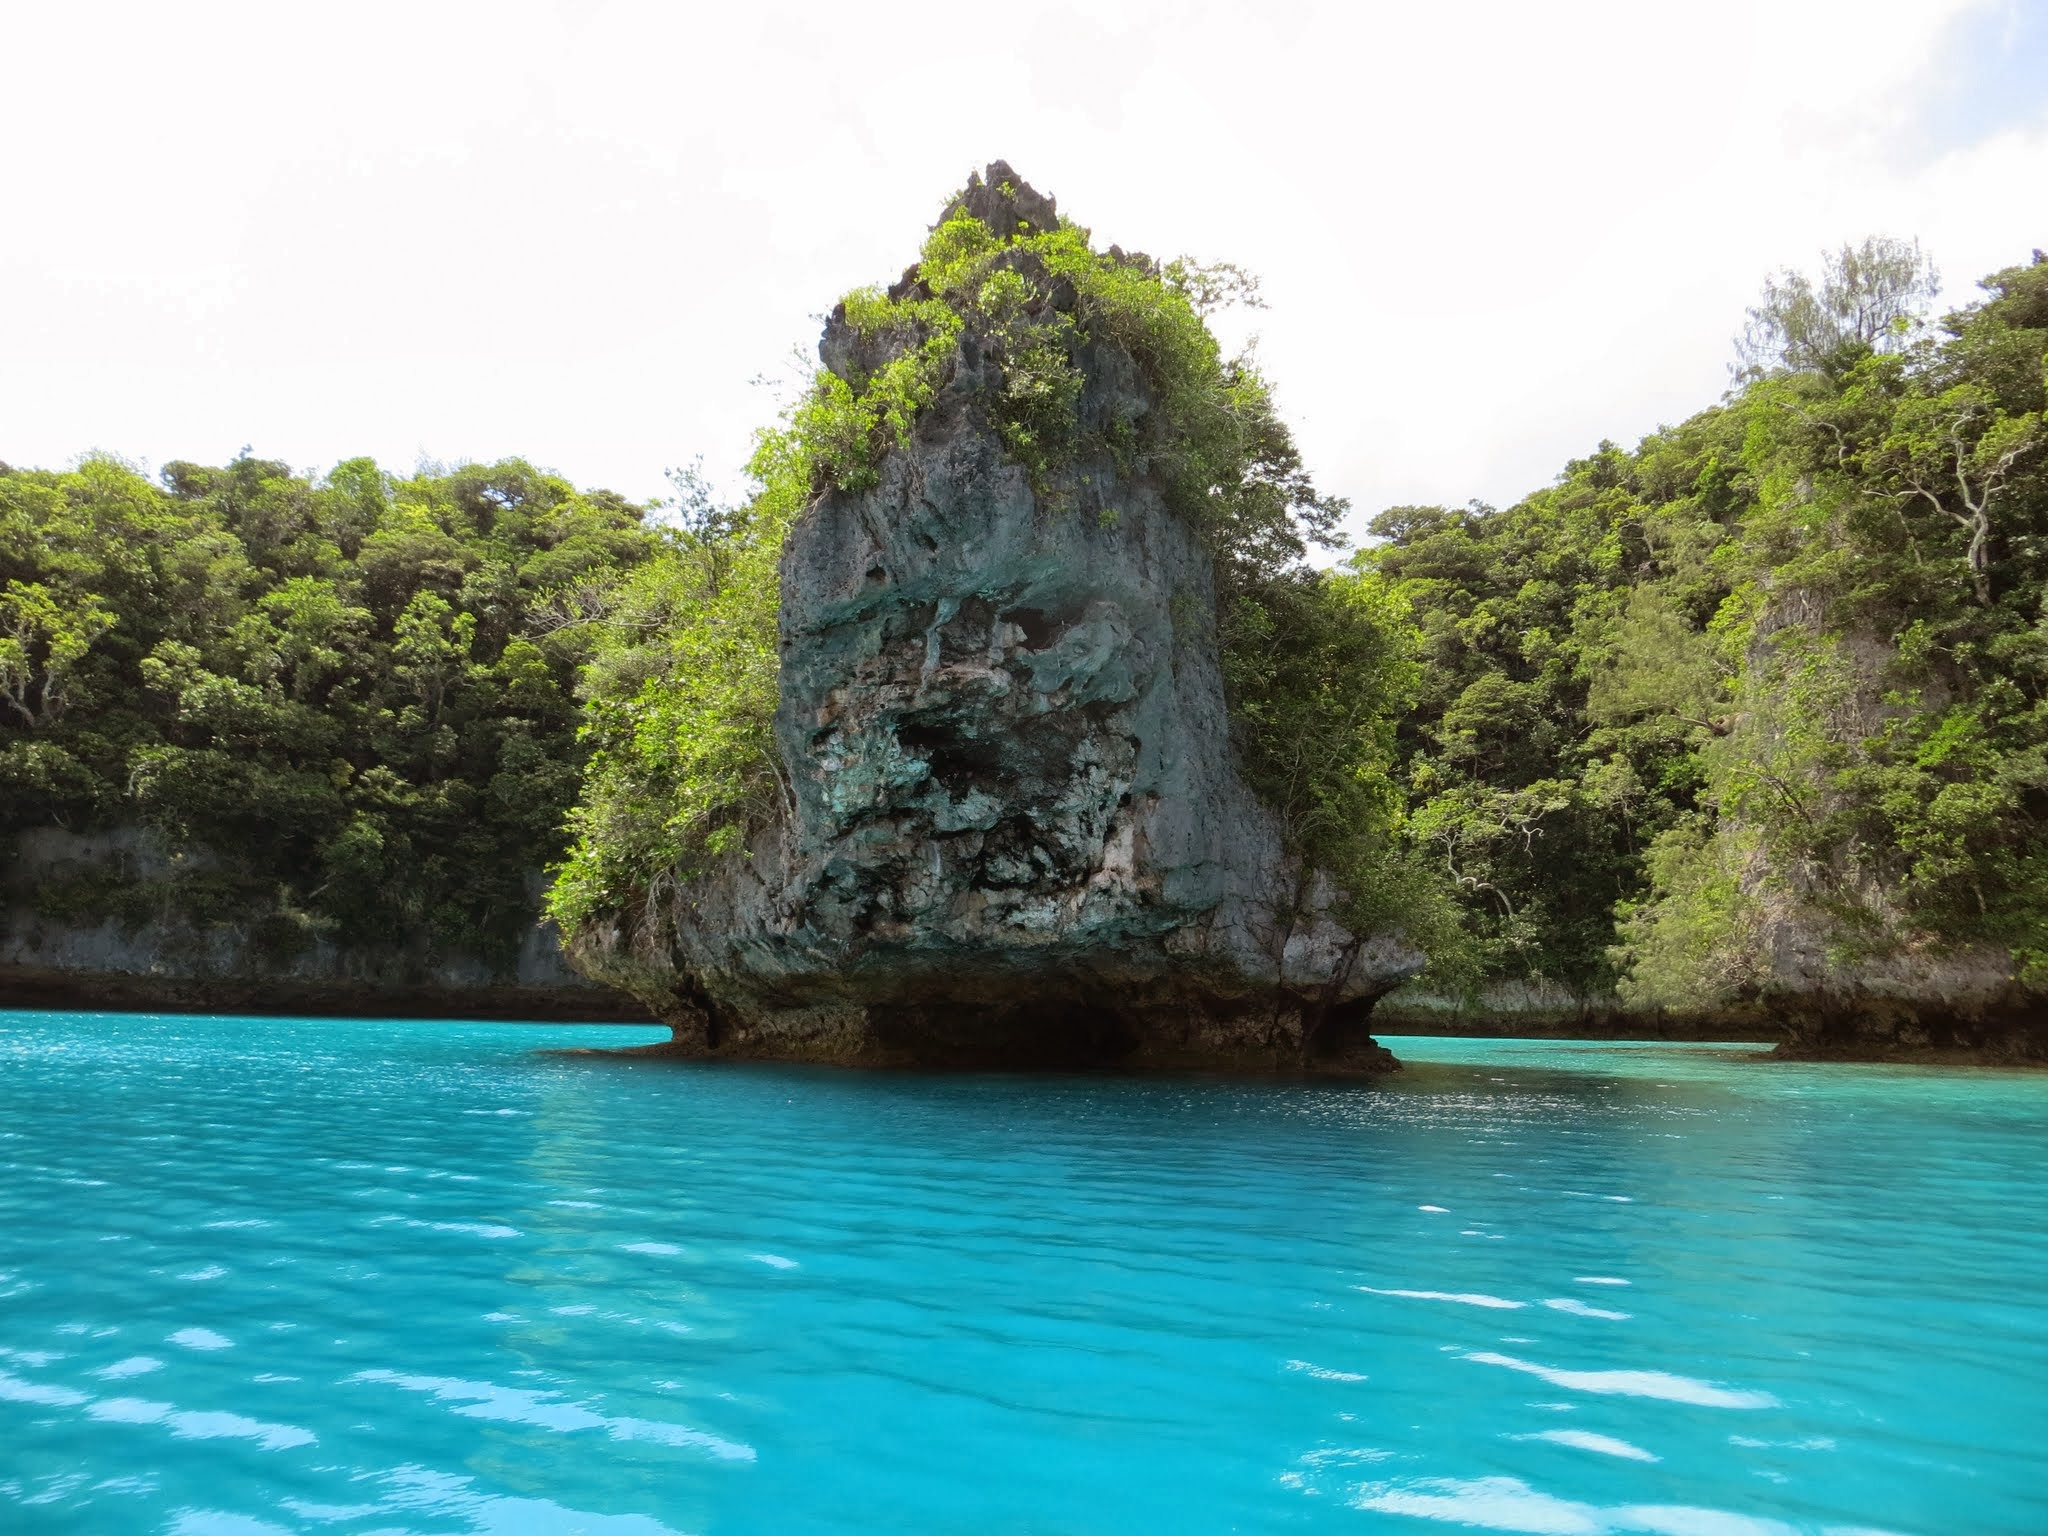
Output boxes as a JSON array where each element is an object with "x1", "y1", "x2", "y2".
[
  {"x1": 1370, "y1": 243, "x2": 2048, "y2": 1008},
  {"x1": 0, "y1": 455, "x2": 655, "y2": 966},
  {"x1": 548, "y1": 169, "x2": 1436, "y2": 952},
  {"x1": 543, "y1": 449, "x2": 807, "y2": 934},
  {"x1": 12, "y1": 182, "x2": 2037, "y2": 1029}
]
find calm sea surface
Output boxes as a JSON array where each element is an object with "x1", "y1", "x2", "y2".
[{"x1": 1, "y1": 1011, "x2": 2043, "y2": 1535}]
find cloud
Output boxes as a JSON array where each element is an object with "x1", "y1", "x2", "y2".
[{"x1": 1, "y1": 0, "x2": 2039, "y2": 533}]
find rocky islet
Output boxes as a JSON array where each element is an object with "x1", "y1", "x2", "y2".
[{"x1": 567, "y1": 166, "x2": 1419, "y2": 1068}]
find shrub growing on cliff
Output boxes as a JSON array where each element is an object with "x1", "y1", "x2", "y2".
[
  {"x1": 803, "y1": 182, "x2": 1345, "y2": 577},
  {"x1": 544, "y1": 442, "x2": 810, "y2": 933}
]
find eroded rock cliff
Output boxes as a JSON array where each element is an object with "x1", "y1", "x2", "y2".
[
  {"x1": 1, "y1": 827, "x2": 641, "y2": 1020},
  {"x1": 570, "y1": 168, "x2": 1420, "y2": 1066}
]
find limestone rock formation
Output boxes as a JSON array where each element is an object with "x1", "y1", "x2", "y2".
[
  {"x1": 1, "y1": 827, "x2": 639, "y2": 1020},
  {"x1": 572, "y1": 167, "x2": 1420, "y2": 1066}
]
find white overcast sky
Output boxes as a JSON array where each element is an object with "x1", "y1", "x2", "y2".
[{"x1": 4, "y1": 0, "x2": 2045, "y2": 540}]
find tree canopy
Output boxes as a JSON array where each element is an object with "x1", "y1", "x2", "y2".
[
  {"x1": 1370, "y1": 246, "x2": 2048, "y2": 1004},
  {"x1": 13, "y1": 218, "x2": 2041, "y2": 1016},
  {"x1": 0, "y1": 454, "x2": 655, "y2": 966},
  {"x1": 1734, "y1": 235, "x2": 1940, "y2": 378}
]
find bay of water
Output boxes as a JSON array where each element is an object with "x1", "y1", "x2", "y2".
[{"x1": 1, "y1": 1011, "x2": 2043, "y2": 1535}]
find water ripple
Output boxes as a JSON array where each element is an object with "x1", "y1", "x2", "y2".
[
  {"x1": 2, "y1": 1013, "x2": 2043, "y2": 1533},
  {"x1": 1466, "y1": 1351, "x2": 1779, "y2": 1409},
  {"x1": 1544, "y1": 1297, "x2": 1632, "y2": 1320},
  {"x1": 1363, "y1": 1286, "x2": 1528, "y2": 1309},
  {"x1": 352, "y1": 1369, "x2": 756, "y2": 1462},
  {"x1": 1521, "y1": 1428, "x2": 1660, "y2": 1462},
  {"x1": 1354, "y1": 1474, "x2": 1845, "y2": 1535},
  {"x1": 85, "y1": 1398, "x2": 314, "y2": 1451}
]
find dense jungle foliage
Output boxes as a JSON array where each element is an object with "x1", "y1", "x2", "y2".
[
  {"x1": 0, "y1": 456, "x2": 654, "y2": 966},
  {"x1": 1368, "y1": 243, "x2": 2048, "y2": 1004},
  {"x1": 546, "y1": 196, "x2": 2048, "y2": 1010},
  {"x1": 547, "y1": 169, "x2": 1440, "y2": 946},
  {"x1": 10, "y1": 194, "x2": 2039, "y2": 1013}
]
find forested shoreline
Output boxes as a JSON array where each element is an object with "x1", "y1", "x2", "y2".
[
  {"x1": 4, "y1": 237, "x2": 2043, "y2": 1043},
  {"x1": 0, "y1": 456, "x2": 654, "y2": 978},
  {"x1": 1365, "y1": 245, "x2": 2047, "y2": 1030}
]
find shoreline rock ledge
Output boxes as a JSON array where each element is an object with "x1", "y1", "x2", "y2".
[{"x1": 571, "y1": 167, "x2": 1422, "y2": 1068}]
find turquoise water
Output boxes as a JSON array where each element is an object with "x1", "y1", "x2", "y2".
[{"x1": 1, "y1": 1013, "x2": 2044, "y2": 1535}]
